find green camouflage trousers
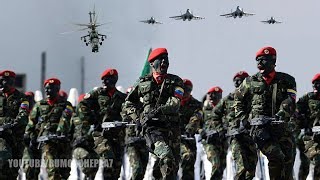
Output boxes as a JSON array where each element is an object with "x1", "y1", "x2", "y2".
[
  {"x1": 0, "y1": 137, "x2": 15, "y2": 179},
  {"x1": 126, "y1": 142, "x2": 149, "y2": 180},
  {"x1": 42, "y1": 142, "x2": 72, "y2": 180},
  {"x1": 179, "y1": 139, "x2": 196, "y2": 180},
  {"x1": 253, "y1": 126, "x2": 295, "y2": 180},
  {"x1": 202, "y1": 139, "x2": 227, "y2": 180},
  {"x1": 151, "y1": 126, "x2": 181, "y2": 180},
  {"x1": 72, "y1": 147, "x2": 99, "y2": 179},
  {"x1": 22, "y1": 146, "x2": 41, "y2": 180},
  {"x1": 94, "y1": 136, "x2": 124, "y2": 180},
  {"x1": 304, "y1": 136, "x2": 320, "y2": 179},
  {"x1": 230, "y1": 133, "x2": 257, "y2": 180},
  {"x1": 295, "y1": 132, "x2": 310, "y2": 180}
]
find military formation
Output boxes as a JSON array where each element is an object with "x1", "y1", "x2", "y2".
[{"x1": 0, "y1": 46, "x2": 320, "y2": 180}]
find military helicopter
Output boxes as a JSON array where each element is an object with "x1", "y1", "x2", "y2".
[{"x1": 64, "y1": 7, "x2": 108, "y2": 53}]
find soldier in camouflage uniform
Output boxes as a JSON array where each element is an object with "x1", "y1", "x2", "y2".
[
  {"x1": 234, "y1": 46, "x2": 297, "y2": 180},
  {"x1": 200, "y1": 86, "x2": 225, "y2": 180},
  {"x1": 219, "y1": 71, "x2": 257, "y2": 180},
  {"x1": 0, "y1": 70, "x2": 29, "y2": 179},
  {"x1": 71, "y1": 93, "x2": 99, "y2": 180},
  {"x1": 123, "y1": 48, "x2": 184, "y2": 179},
  {"x1": 121, "y1": 88, "x2": 149, "y2": 180},
  {"x1": 24, "y1": 78, "x2": 73, "y2": 180},
  {"x1": 23, "y1": 91, "x2": 42, "y2": 180},
  {"x1": 178, "y1": 79, "x2": 203, "y2": 180},
  {"x1": 295, "y1": 73, "x2": 320, "y2": 179},
  {"x1": 76, "y1": 68, "x2": 126, "y2": 179}
]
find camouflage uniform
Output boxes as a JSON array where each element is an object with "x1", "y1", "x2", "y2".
[
  {"x1": 79, "y1": 87, "x2": 126, "y2": 179},
  {"x1": 0, "y1": 88, "x2": 29, "y2": 179},
  {"x1": 124, "y1": 73, "x2": 184, "y2": 180},
  {"x1": 220, "y1": 92, "x2": 257, "y2": 180},
  {"x1": 296, "y1": 91, "x2": 320, "y2": 179},
  {"x1": 72, "y1": 101, "x2": 99, "y2": 180},
  {"x1": 25, "y1": 97, "x2": 73, "y2": 179},
  {"x1": 293, "y1": 128, "x2": 310, "y2": 180},
  {"x1": 234, "y1": 72, "x2": 296, "y2": 180},
  {"x1": 179, "y1": 95, "x2": 203, "y2": 180},
  {"x1": 121, "y1": 101, "x2": 149, "y2": 180}
]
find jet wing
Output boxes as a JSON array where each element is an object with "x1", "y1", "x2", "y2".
[
  {"x1": 154, "y1": 21, "x2": 163, "y2": 24},
  {"x1": 140, "y1": 20, "x2": 150, "y2": 23},
  {"x1": 275, "y1": 21, "x2": 282, "y2": 24},
  {"x1": 169, "y1": 15, "x2": 183, "y2": 19},
  {"x1": 260, "y1": 20, "x2": 270, "y2": 24},
  {"x1": 193, "y1": 16, "x2": 205, "y2": 20},
  {"x1": 220, "y1": 13, "x2": 233, "y2": 18},
  {"x1": 243, "y1": 12, "x2": 255, "y2": 16}
]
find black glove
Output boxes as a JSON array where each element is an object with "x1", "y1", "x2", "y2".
[
  {"x1": 304, "y1": 128, "x2": 312, "y2": 136},
  {"x1": 23, "y1": 133, "x2": 31, "y2": 146}
]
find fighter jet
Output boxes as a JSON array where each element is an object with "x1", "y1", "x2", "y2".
[
  {"x1": 169, "y1": 9, "x2": 204, "y2": 21},
  {"x1": 261, "y1": 17, "x2": 282, "y2": 24},
  {"x1": 220, "y1": 6, "x2": 255, "y2": 18},
  {"x1": 140, "y1": 16, "x2": 162, "y2": 24}
]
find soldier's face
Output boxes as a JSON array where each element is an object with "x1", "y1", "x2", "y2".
[
  {"x1": 207, "y1": 92, "x2": 222, "y2": 105},
  {"x1": 44, "y1": 84, "x2": 60, "y2": 99},
  {"x1": 0, "y1": 76, "x2": 15, "y2": 93},
  {"x1": 233, "y1": 77, "x2": 245, "y2": 88},
  {"x1": 313, "y1": 80, "x2": 320, "y2": 93},
  {"x1": 102, "y1": 75, "x2": 118, "y2": 89},
  {"x1": 151, "y1": 55, "x2": 169, "y2": 74},
  {"x1": 256, "y1": 56, "x2": 275, "y2": 75}
]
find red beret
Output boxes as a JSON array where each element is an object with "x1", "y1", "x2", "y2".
[
  {"x1": 101, "y1": 68, "x2": 118, "y2": 80},
  {"x1": 25, "y1": 91, "x2": 34, "y2": 97},
  {"x1": 0, "y1": 70, "x2": 16, "y2": 78},
  {"x1": 183, "y1": 79, "x2": 193, "y2": 87},
  {"x1": 59, "y1": 90, "x2": 68, "y2": 98},
  {"x1": 207, "y1": 86, "x2": 223, "y2": 94},
  {"x1": 256, "y1": 46, "x2": 277, "y2": 59},
  {"x1": 44, "y1": 78, "x2": 61, "y2": 87},
  {"x1": 78, "y1": 94, "x2": 86, "y2": 102},
  {"x1": 312, "y1": 73, "x2": 320, "y2": 84},
  {"x1": 233, "y1": 71, "x2": 249, "y2": 80},
  {"x1": 148, "y1": 48, "x2": 168, "y2": 62}
]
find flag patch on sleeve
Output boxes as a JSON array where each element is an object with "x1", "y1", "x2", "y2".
[
  {"x1": 174, "y1": 87, "x2": 184, "y2": 99},
  {"x1": 20, "y1": 101, "x2": 29, "y2": 109},
  {"x1": 287, "y1": 89, "x2": 297, "y2": 100}
]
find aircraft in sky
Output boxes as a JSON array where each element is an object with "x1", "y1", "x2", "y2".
[
  {"x1": 220, "y1": 6, "x2": 255, "y2": 18},
  {"x1": 169, "y1": 9, "x2": 205, "y2": 21},
  {"x1": 140, "y1": 16, "x2": 162, "y2": 24},
  {"x1": 261, "y1": 17, "x2": 282, "y2": 24}
]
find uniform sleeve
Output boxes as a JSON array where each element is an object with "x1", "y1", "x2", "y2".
[
  {"x1": 295, "y1": 94, "x2": 309, "y2": 129},
  {"x1": 25, "y1": 102, "x2": 40, "y2": 138},
  {"x1": 276, "y1": 77, "x2": 297, "y2": 119},
  {"x1": 56, "y1": 101, "x2": 74, "y2": 134},
  {"x1": 123, "y1": 84, "x2": 141, "y2": 123},
  {"x1": 185, "y1": 106, "x2": 203, "y2": 135},
  {"x1": 159, "y1": 77, "x2": 184, "y2": 114},
  {"x1": 234, "y1": 78, "x2": 251, "y2": 127},
  {"x1": 211, "y1": 98, "x2": 227, "y2": 132},
  {"x1": 16, "y1": 96, "x2": 30, "y2": 128}
]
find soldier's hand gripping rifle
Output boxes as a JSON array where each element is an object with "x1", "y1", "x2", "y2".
[
  {"x1": 37, "y1": 134, "x2": 69, "y2": 149},
  {"x1": 198, "y1": 129, "x2": 220, "y2": 143},
  {"x1": 0, "y1": 122, "x2": 18, "y2": 132},
  {"x1": 312, "y1": 126, "x2": 320, "y2": 135}
]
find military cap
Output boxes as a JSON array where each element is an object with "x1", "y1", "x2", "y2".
[
  {"x1": 25, "y1": 91, "x2": 34, "y2": 97},
  {"x1": 0, "y1": 70, "x2": 16, "y2": 78},
  {"x1": 44, "y1": 78, "x2": 61, "y2": 87},
  {"x1": 59, "y1": 90, "x2": 68, "y2": 98},
  {"x1": 233, "y1": 71, "x2": 249, "y2": 80},
  {"x1": 207, "y1": 86, "x2": 223, "y2": 94},
  {"x1": 256, "y1": 46, "x2": 277, "y2": 59},
  {"x1": 78, "y1": 94, "x2": 86, "y2": 102},
  {"x1": 148, "y1": 48, "x2": 168, "y2": 62},
  {"x1": 183, "y1": 79, "x2": 193, "y2": 87},
  {"x1": 312, "y1": 73, "x2": 320, "y2": 84},
  {"x1": 101, "y1": 68, "x2": 118, "y2": 80}
]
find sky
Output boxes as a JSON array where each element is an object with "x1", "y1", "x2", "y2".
[{"x1": 1, "y1": 0, "x2": 320, "y2": 100}]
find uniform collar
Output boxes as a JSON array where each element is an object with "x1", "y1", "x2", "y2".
[
  {"x1": 262, "y1": 70, "x2": 276, "y2": 85},
  {"x1": 152, "y1": 72, "x2": 167, "y2": 84},
  {"x1": 47, "y1": 96, "x2": 59, "y2": 106},
  {"x1": 108, "y1": 88, "x2": 116, "y2": 97}
]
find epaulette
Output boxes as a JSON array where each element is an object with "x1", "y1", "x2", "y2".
[{"x1": 276, "y1": 72, "x2": 295, "y2": 84}]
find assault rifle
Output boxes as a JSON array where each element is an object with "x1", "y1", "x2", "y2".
[
  {"x1": 37, "y1": 134, "x2": 69, "y2": 149},
  {"x1": 250, "y1": 116, "x2": 284, "y2": 126},
  {"x1": 0, "y1": 122, "x2": 18, "y2": 134},
  {"x1": 198, "y1": 129, "x2": 219, "y2": 142},
  {"x1": 101, "y1": 121, "x2": 136, "y2": 129},
  {"x1": 181, "y1": 134, "x2": 195, "y2": 141}
]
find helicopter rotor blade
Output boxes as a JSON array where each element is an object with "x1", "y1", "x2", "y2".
[
  {"x1": 60, "y1": 27, "x2": 90, "y2": 35},
  {"x1": 95, "y1": 22, "x2": 112, "y2": 27},
  {"x1": 73, "y1": 23, "x2": 90, "y2": 27}
]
